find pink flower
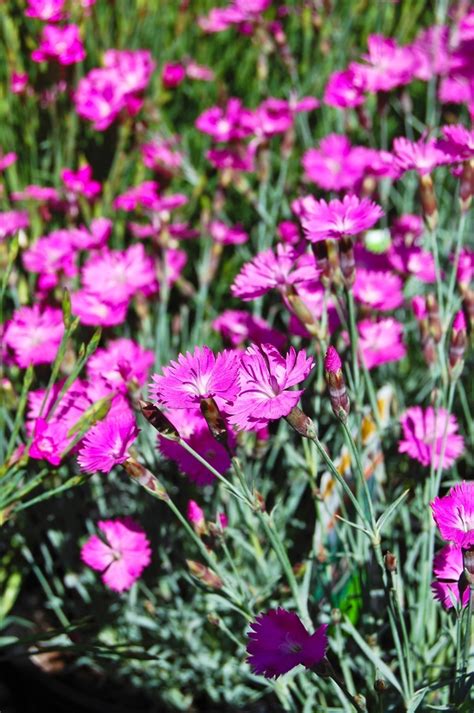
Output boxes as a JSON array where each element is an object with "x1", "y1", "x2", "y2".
[
  {"x1": 87, "y1": 338, "x2": 154, "y2": 393},
  {"x1": 247, "y1": 609, "x2": 328, "y2": 678},
  {"x1": 353, "y1": 269, "x2": 404, "y2": 311},
  {"x1": 61, "y1": 165, "x2": 101, "y2": 200},
  {"x1": 437, "y1": 124, "x2": 474, "y2": 161},
  {"x1": 398, "y1": 407, "x2": 464, "y2": 470},
  {"x1": 302, "y1": 134, "x2": 370, "y2": 192},
  {"x1": 324, "y1": 69, "x2": 365, "y2": 109},
  {"x1": 0, "y1": 152, "x2": 17, "y2": 172},
  {"x1": 187, "y1": 500, "x2": 205, "y2": 529},
  {"x1": 227, "y1": 344, "x2": 313, "y2": 431},
  {"x1": 206, "y1": 145, "x2": 255, "y2": 172},
  {"x1": 158, "y1": 408, "x2": 233, "y2": 486},
  {"x1": 29, "y1": 417, "x2": 71, "y2": 466},
  {"x1": 25, "y1": 0, "x2": 65, "y2": 22},
  {"x1": 140, "y1": 139, "x2": 183, "y2": 176},
  {"x1": 213, "y1": 310, "x2": 286, "y2": 349},
  {"x1": 432, "y1": 544, "x2": 469, "y2": 610},
  {"x1": 195, "y1": 98, "x2": 255, "y2": 142},
  {"x1": 81, "y1": 244, "x2": 158, "y2": 303},
  {"x1": 350, "y1": 35, "x2": 416, "y2": 93},
  {"x1": 78, "y1": 410, "x2": 139, "y2": 474},
  {"x1": 103, "y1": 49, "x2": 155, "y2": 94},
  {"x1": 392, "y1": 137, "x2": 449, "y2": 177},
  {"x1": 70, "y1": 218, "x2": 112, "y2": 250},
  {"x1": 4, "y1": 305, "x2": 64, "y2": 368},
  {"x1": 231, "y1": 244, "x2": 316, "y2": 301},
  {"x1": 113, "y1": 181, "x2": 160, "y2": 211},
  {"x1": 358, "y1": 318, "x2": 406, "y2": 370},
  {"x1": 208, "y1": 220, "x2": 248, "y2": 245},
  {"x1": 71, "y1": 290, "x2": 129, "y2": 327},
  {"x1": 410, "y1": 25, "x2": 450, "y2": 81},
  {"x1": 74, "y1": 69, "x2": 126, "y2": 131},
  {"x1": 81, "y1": 518, "x2": 151, "y2": 592},
  {"x1": 32, "y1": 24, "x2": 85, "y2": 65},
  {"x1": 22, "y1": 229, "x2": 78, "y2": 292},
  {"x1": 388, "y1": 245, "x2": 436, "y2": 283},
  {"x1": 162, "y1": 62, "x2": 186, "y2": 88},
  {"x1": 150, "y1": 346, "x2": 240, "y2": 410},
  {"x1": 391, "y1": 214, "x2": 424, "y2": 244},
  {"x1": 185, "y1": 61, "x2": 215, "y2": 82},
  {"x1": 10, "y1": 72, "x2": 29, "y2": 94},
  {"x1": 301, "y1": 195, "x2": 384, "y2": 243},
  {"x1": 431, "y1": 482, "x2": 474, "y2": 548},
  {"x1": 0, "y1": 210, "x2": 29, "y2": 241}
]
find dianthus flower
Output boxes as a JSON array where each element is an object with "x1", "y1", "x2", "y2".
[
  {"x1": 195, "y1": 98, "x2": 255, "y2": 142},
  {"x1": 78, "y1": 409, "x2": 139, "y2": 474},
  {"x1": 302, "y1": 134, "x2": 370, "y2": 192},
  {"x1": 324, "y1": 68, "x2": 365, "y2": 108},
  {"x1": 74, "y1": 68, "x2": 127, "y2": 131},
  {"x1": 212, "y1": 310, "x2": 286, "y2": 349},
  {"x1": 227, "y1": 344, "x2": 313, "y2": 431},
  {"x1": 199, "y1": 0, "x2": 271, "y2": 33},
  {"x1": 358, "y1": 318, "x2": 406, "y2": 370},
  {"x1": 437, "y1": 124, "x2": 474, "y2": 161},
  {"x1": 353, "y1": 269, "x2": 404, "y2": 311},
  {"x1": 32, "y1": 24, "x2": 86, "y2": 65},
  {"x1": 0, "y1": 152, "x2": 17, "y2": 172},
  {"x1": 158, "y1": 407, "x2": 234, "y2": 486},
  {"x1": 208, "y1": 220, "x2": 248, "y2": 245},
  {"x1": 150, "y1": 346, "x2": 240, "y2": 410},
  {"x1": 22, "y1": 229, "x2": 78, "y2": 292},
  {"x1": 392, "y1": 137, "x2": 449, "y2": 176},
  {"x1": 431, "y1": 482, "x2": 474, "y2": 548},
  {"x1": 398, "y1": 407, "x2": 464, "y2": 470},
  {"x1": 162, "y1": 62, "x2": 186, "y2": 88},
  {"x1": 71, "y1": 290, "x2": 129, "y2": 327},
  {"x1": 390, "y1": 214, "x2": 424, "y2": 245},
  {"x1": 231, "y1": 244, "x2": 316, "y2": 301},
  {"x1": 81, "y1": 518, "x2": 151, "y2": 592},
  {"x1": 432, "y1": 544, "x2": 470, "y2": 610},
  {"x1": 61, "y1": 164, "x2": 101, "y2": 200},
  {"x1": 113, "y1": 181, "x2": 160, "y2": 211},
  {"x1": 410, "y1": 25, "x2": 450, "y2": 81},
  {"x1": 81, "y1": 244, "x2": 157, "y2": 303},
  {"x1": 388, "y1": 245, "x2": 436, "y2": 283},
  {"x1": 25, "y1": 0, "x2": 65, "y2": 21},
  {"x1": 87, "y1": 338, "x2": 154, "y2": 393},
  {"x1": 4, "y1": 305, "x2": 64, "y2": 368},
  {"x1": 350, "y1": 34, "x2": 416, "y2": 93},
  {"x1": 301, "y1": 195, "x2": 384, "y2": 243},
  {"x1": 103, "y1": 49, "x2": 155, "y2": 94},
  {"x1": 0, "y1": 210, "x2": 29, "y2": 241},
  {"x1": 206, "y1": 145, "x2": 256, "y2": 172},
  {"x1": 247, "y1": 609, "x2": 328, "y2": 678},
  {"x1": 140, "y1": 139, "x2": 183, "y2": 176},
  {"x1": 10, "y1": 72, "x2": 29, "y2": 95}
]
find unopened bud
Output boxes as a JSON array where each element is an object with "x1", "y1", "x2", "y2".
[
  {"x1": 187, "y1": 500, "x2": 207, "y2": 537},
  {"x1": 463, "y1": 546, "x2": 474, "y2": 588},
  {"x1": 339, "y1": 236, "x2": 356, "y2": 287},
  {"x1": 384, "y1": 551, "x2": 397, "y2": 573},
  {"x1": 186, "y1": 560, "x2": 223, "y2": 589},
  {"x1": 123, "y1": 457, "x2": 169, "y2": 502},
  {"x1": 463, "y1": 289, "x2": 474, "y2": 332},
  {"x1": 324, "y1": 346, "x2": 350, "y2": 423},
  {"x1": 200, "y1": 397, "x2": 230, "y2": 452},
  {"x1": 311, "y1": 240, "x2": 333, "y2": 287},
  {"x1": 285, "y1": 406, "x2": 317, "y2": 439},
  {"x1": 460, "y1": 160, "x2": 473, "y2": 212},
  {"x1": 426, "y1": 294, "x2": 442, "y2": 343},
  {"x1": 449, "y1": 310, "x2": 467, "y2": 378},
  {"x1": 374, "y1": 679, "x2": 389, "y2": 693},
  {"x1": 419, "y1": 174, "x2": 438, "y2": 230},
  {"x1": 253, "y1": 489, "x2": 266, "y2": 512},
  {"x1": 139, "y1": 400, "x2": 180, "y2": 439}
]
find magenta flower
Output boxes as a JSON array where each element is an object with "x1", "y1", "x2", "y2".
[
  {"x1": 61, "y1": 165, "x2": 101, "y2": 200},
  {"x1": 81, "y1": 518, "x2": 151, "y2": 592},
  {"x1": 231, "y1": 244, "x2": 316, "y2": 301},
  {"x1": 324, "y1": 69, "x2": 365, "y2": 109},
  {"x1": 195, "y1": 98, "x2": 255, "y2": 142},
  {"x1": 353, "y1": 269, "x2": 404, "y2": 311},
  {"x1": 391, "y1": 214, "x2": 424, "y2": 244},
  {"x1": 187, "y1": 500, "x2": 205, "y2": 529},
  {"x1": 78, "y1": 411, "x2": 139, "y2": 474},
  {"x1": 32, "y1": 24, "x2": 86, "y2": 65},
  {"x1": 206, "y1": 145, "x2": 256, "y2": 172},
  {"x1": 150, "y1": 346, "x2": 240, "y2": 410},
  {"x1": 0, "y1": 152, "x2": 17, "y2": 172},
  {"x1": 388, "y1": 245, "x2": 436, "y2": 283},
  {"x1": 113, "y1": 181, "x2": 160, "y2": 211},
  {"x1": 302, "y1": 134, "x2": 370, "y2": 192},
  {"x1": 87, "y1": 338, "x2": 154, "y2": 394},
  {"x1": 25, "y1": 0, "x2": 65, "y2": 22},
  {"x1": 392, "y1": 137, "x2": 449, "y2": 177},
  {"x1": 227, "y1": 344, "x2": 313, "y2": 431},
  {"x1": 29, "y1": 417, "x2": 71, "y2": 466},
  {"x1": 158, "y1": 408, "x2": 234, "y2": 486},
  {"x1": 358, "y1": 318, "x2": 406, "y2": 370},
  {"x1": 140, "y1": 139, "x2": 183, "y2": 176},
  {"x1": 22, "y1": 229, "x2": 78, "y2": 292},
  {"x1": 208, "y1": 220, "x2": 248, "y2": 246},
  {"x1": 247, "y1": 609, "x2": 328, "y2": 678},
  {"x1": 350, "y1": 35, "x2": 416, "y2": 93},
  {"x1": 398, "y1": 407, "x2": 464, "y2": 470},
  {"x1": 437, "y1": 124, "x2": 474, "y2": 161},
  {"x1": 432, "y1": 544, "x2": 469, "y2": 610},
  {"x1": 212, "y1": 310, "x2": 286, "y2": 350},
  {"x1": 81, "y1": 244, "x2": 157, "y2": 303},
  {"x1": 74, "y1": 68, "x2": 127, "y2": 131},
  {"x1": 301, "y1": 195, "x2": 384, "y2": 243},
  {"x1": 71, "y1": 290, "x2": 129, "y2": 327},
  {"x1": 431, "y1": 482, "x2": 474, "y2": 548},
  {"x1": 4, "y1": 305, "x2": 64, "y2": 368},
  {"x1": 162, "y1": 62, "x2": 186, "y2": 89},
  {"x1": 103, "y1": 49, "x2": 155, "y2": 94},
  {"x1": 10, "y1": 72, "x2": 29, "y2": 95},
  {"x1": 0, "y1": 210, "x2": 29, "y2": 241}
]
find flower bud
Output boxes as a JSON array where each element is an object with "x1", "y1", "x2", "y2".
[
  {"x1": 426, "y1": 294, "x2": 442, "y2": 343},
  {"x1": 187, "y1": 500, "x2": 207, "y2": 537},
  {"x1": 324, "y1": 346, "x2": 350, "y2": 423},
  {"x1": 200, "y1": 396, "x2": 230, "y2": 452},
  {"x1": 311, "y1": 240, "x2": 333, "y2": 287},
  {"x1": 339, "y1": 235, "x2": 356, "y2": 288},
  {"x1": 460, "y1": 160, "x2": 473, "y2": 212},
  {"x1": 285, "y1": 406, "x2": 317, "y2": 439},
  {"x1": 186, "y1": 560, "x2": 223, "y2": 589},
  {"x1": 449, "y1": 310, "x2": 467, "y2": 378},
  {"x1": 123, "y1": 457, "x2": 169, "y2": 502},
  {"x1": 463, "y1": 546, "x2": 474, "y2": 588},
  {"x1": 384, "y1": 551, "x2": 397, "y2": 573},
  {"x1": 419, "y1": 174, "x2": 438, "y2": 230},
  {"x1": 139, "y1": 400, "x2": 180, "y2": 439}
]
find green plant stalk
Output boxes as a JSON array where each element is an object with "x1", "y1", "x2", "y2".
[
  {"x1": 4, "y1": 365, "x2": 34, "y2": 462},
  {"x1": 345, "y1": 288, "x2": 361, "y2": 401},
  {"x1": 340, "y1": 420, "x2": 375, "y2": 528}
]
